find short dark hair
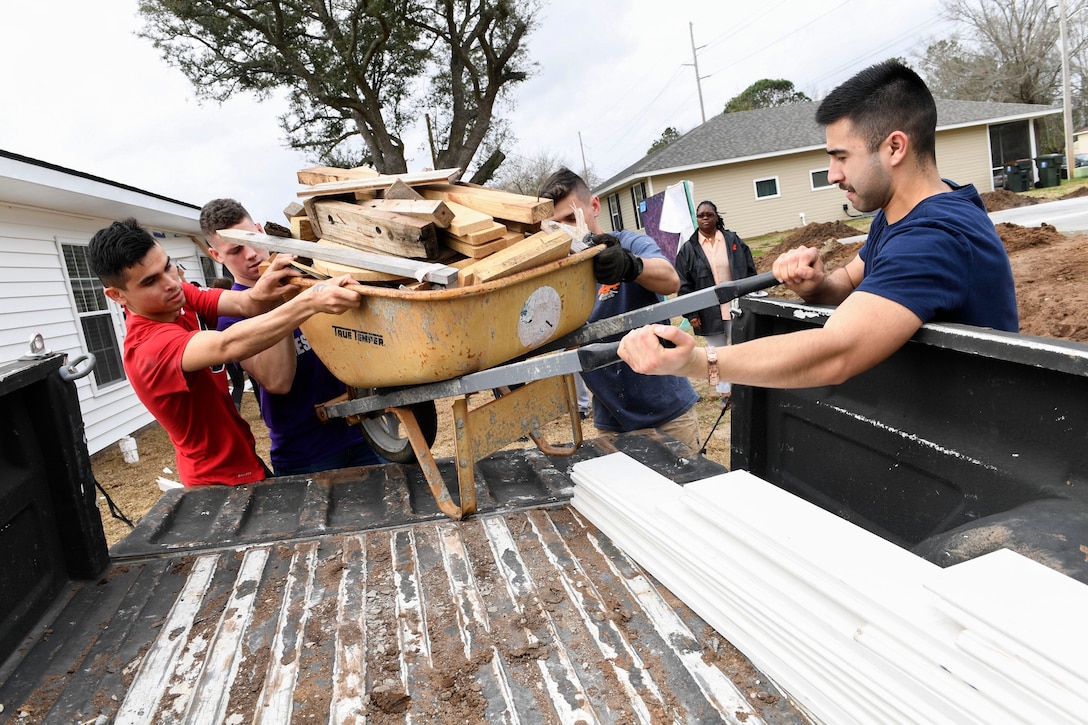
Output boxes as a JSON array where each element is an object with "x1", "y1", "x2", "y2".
[
  {"x1": 88, "y1": 218, "x2": 157, "y2": 288},
  {"x1": 200, "y1": 198, "x2": 251, "y2": 237},
  {"x1": 539, "y1": 167, "x2": 592, "y2": 203},
  {"x1": 210, "y1": 276, "x2": 235, "y2": 290},
  {"x1": 815, "y1": 60, "x2": 937, "y2": 161}
]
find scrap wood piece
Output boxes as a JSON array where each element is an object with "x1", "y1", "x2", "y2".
[
  {"x1": 264, "y1": 221, "x2": 292, "y2": 238},
  {"x1": 441, "y1": 220, "x2": 507, "y2": 246},
  {"x1": 296, "y1": 165, "x2": 378, "y2": 186},
  {"x1": 215, "y1": 229, "x2": 458, "y2": 286},
  {"x1": 441, "y1": 201, "x2": 497, "y2": 236},
  {"x1": 458, "y1": 230, "x2": 571, "y2": 287},
  {"x1": 290, "y1": 216, "x2": 318, "y2": 241},
  {"x1": 383, "y1": 178, "x2": 425, "y2": 200},
  {"x1": 442, "y1": 230, "x2": 523, "y2": 259},
  {"x1": 311, "y1": 240, "x2": 410, "y2": 283},
  {"x1": 283, "y1": 201, "x2": 306, "y2": 220},
  {"x1": 298, "y1": 168, "x2": 462, "y2": 199},
  {"x1": 310, "y1": 200, "x2": 439, "y2": 259},
  {"x1": 417, "y1": 183, "x2": 553, "y2": 224},
  {"x1": 500, "y1": 219, "x2": 543, "y2": 235},
  {"x1": 357, "y1": 198, "x2": 454, "y2": 228}
]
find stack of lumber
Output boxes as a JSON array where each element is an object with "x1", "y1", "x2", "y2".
[
  {"x1": 570, "y1": 453, "x2": 1088, "y2": 725},
  {"x1": 282, "y1": 165, "x2": 566, "y2": 287}
]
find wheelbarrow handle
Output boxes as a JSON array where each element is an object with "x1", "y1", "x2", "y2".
[
  {"x1": 530, "y1": 270, "x2": 779, "y2": 355},
  {"x1": 286, "y1": 275, "x2": 374, "y2": 296}
]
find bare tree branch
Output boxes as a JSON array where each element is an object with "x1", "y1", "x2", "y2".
[{"x1": 137, "y1": 0, "x2": 538, "y2": 173}]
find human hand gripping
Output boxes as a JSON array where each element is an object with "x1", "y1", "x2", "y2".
[
  {"x1": 618, "y1": 324, "x2": 700, "y2": 378},
  {"x1": 250, "y1": 253, "x2": 301, "y2": 303},
  {"x1": 304, "y1": 275, "x2": 362, "y2": 315},
  {"x1": 771, "y1": 246, "x2": 825, "y2": 297},
  {"x1": 591, "y1": 233, "x2": 643, "y2": 284}
]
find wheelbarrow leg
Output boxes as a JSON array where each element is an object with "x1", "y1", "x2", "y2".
[
  {"x1": 391, "y1": 406, "x2": 466, "y2": 520},
  {"x1": 452, "y1": 374, "x2": 583, "y2": 516},
  {"x1": 525, "y1": 374, "x2": 583, "y2": 456}
]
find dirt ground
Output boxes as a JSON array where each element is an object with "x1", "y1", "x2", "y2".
[{"x1": 91, "y1": 196, "x2": 1088, "y2": 544}]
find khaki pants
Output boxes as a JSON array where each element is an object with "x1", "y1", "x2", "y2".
[{"x1": 655, "y1": 405, "x2": 701, "y2": 454}]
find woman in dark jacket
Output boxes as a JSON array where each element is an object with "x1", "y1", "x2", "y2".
[{"x1": 674, "y1": 200, "x2": 757, "y2": 407}]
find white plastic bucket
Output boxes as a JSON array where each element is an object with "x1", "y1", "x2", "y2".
[{"x1": 119, "y1": 435, "x2": 139, "y2": 464}]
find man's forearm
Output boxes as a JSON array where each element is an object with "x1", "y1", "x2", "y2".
[
  {"x1": 801, "y1": 266, "x2": 857, "y2": 306},
  {"x1": 637, "y1": 257, "x2": 680, "y2": 295}
]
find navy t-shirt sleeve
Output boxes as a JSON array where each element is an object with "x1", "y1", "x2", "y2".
[{"x1": 857, "y1": 219, "x2": 970, "y2": 323}]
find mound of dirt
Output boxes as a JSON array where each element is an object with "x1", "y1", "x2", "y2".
[
  {"x1": 768, "y1": 221, "x2": 861, "y2": 256},
  {"x1": 995, "y1": 222, "x2": 1066, "y2": 254},
  {"x1": 1060, "y1": 185, "x2": 1088, "y2": 199},
  {"x1": 754, "y1": 221, "x2": 862, "y2": 281},
  {"x1": 978, "y1": 189, "x2": 1044, "y2": 212}
]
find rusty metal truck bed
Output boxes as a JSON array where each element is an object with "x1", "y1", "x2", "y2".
[{"x1": 0, "y1": 428, "x2": 806, "y2": 724}]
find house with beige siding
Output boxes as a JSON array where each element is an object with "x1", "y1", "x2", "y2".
[
  {"x1": 595, "y1": 100, "x2": 1061, "y2": 241},
  {"x1": 0, "y1": 150, "x2": 219, "y2": 454}
]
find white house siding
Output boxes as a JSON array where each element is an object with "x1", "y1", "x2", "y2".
[{"x1": 0, "y1": 202, "x2": 205, "y2": 454}]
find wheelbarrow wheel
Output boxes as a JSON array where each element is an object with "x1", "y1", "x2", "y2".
[{"x1": 360, "y1": 401, "x2": 439, "y2": 464}]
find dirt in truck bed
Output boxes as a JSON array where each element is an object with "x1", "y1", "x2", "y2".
[{"x1": 4, "y1": 445, "x2": 806, "y2": 724}]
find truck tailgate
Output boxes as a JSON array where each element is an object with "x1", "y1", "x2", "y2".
[{"x1": 0, "y1": 437, "x2": 807, "y2": 724}]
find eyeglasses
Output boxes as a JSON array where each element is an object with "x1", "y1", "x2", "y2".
[{"x1": 696, "y1": 212, "x2": 716, "y2": 218}]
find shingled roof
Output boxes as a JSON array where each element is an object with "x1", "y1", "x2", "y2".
[{"x1": 596, "y1": 99, "x2": 1060, "y2": 194}]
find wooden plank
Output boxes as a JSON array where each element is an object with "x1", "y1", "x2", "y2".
[
  {"x1": 297, "y1": 168, "x2": 462, "y2": 199},
  {"x1": 311, "y1": 240, "x2": 409, "y2": 283},
  {"x1": 215, "y1": 229, "x2": 458, "y2": 286},
  {"x1": 500, "y1": 219, "x2": 542, "y2": 235},
  {"x1": 458, "y1": 230, "x2": 571, "y2": 287},
  {"x1": 440, "y1": 200, "x2": 495, "y2": 236},
  {"x1": 311, "y1": 200, "x2": 439, "y2": 259},
  {"x1": 383, "y1": 178, "x2": 425, "y2": 200},
  {"x1": 442, "y1": 231, "x2": 522, "y2": 259},
  {"x1": 290, "y1": 216, "x2": 318, "y2": 242},
  {"x1": 417, "y1": 183, "x2": 553, "y2": 224},
  {"x1": 441, "y1": 220, "x2": 506, "y2": 246},
  {"x1": 296, "y1": 165, "x2": 378, "y2": 185},
  {"x1": 357, "y1": 199, "x2": 454, "y2": 228},
  {"x1": 283, "y1": 201, "x2": 306, "y2": 220}
]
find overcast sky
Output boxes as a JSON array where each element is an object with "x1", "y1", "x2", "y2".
[{"x1": 1, "y1": 0, "x2": 946, "y2": 226}]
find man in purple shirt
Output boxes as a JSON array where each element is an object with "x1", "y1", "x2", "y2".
[{"x1": 201, "y1": 198, "x2": 382, "y2": 476}]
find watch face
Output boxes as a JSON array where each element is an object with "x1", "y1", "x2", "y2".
[{"x1": 518, "y1": 285, "x2": 562, "y2": 348}]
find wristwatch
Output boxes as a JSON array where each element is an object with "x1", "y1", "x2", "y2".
[{"x1": 705, "y1": 346, "x2": 719, "y2": 386}]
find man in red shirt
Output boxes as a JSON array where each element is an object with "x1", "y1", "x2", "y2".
[{"x1": 89, "y1": 217, "x2": 360, "y2": 486}]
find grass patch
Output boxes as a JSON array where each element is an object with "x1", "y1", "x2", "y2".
[{"x1": 1021, "y1": 175, "x2": 1088, "y2": 200}]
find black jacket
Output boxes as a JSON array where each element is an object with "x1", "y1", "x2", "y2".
[{"x1": 675, "y1": 224, "x2": 757, "y2": 337}]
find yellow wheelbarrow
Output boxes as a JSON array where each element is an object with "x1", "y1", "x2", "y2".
[{"x1": 286, "y1": 246, "x2": 601, "y2": 519}]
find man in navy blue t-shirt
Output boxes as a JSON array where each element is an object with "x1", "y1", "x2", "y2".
[{"x1": 618, "y1": 60, "x2": 1018, "y2": 389}]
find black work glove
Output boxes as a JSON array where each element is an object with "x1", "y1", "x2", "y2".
[{"x1": 591, "y1": 233, "x2": 643, "y2": 284}]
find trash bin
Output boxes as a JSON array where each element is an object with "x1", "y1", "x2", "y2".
[
  {"x1": 1004, "y1": 159, "x2": 1033, "y2": 192},
  {"x1": 1035, "y1": 154, "x2": 1062, "y2": 188}
]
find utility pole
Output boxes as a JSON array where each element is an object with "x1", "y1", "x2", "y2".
[
  {"x1": 1056, "y1": 0, "x2": 1076, "y2": 178},
  {"x1": 687, "y1": 22, "x2": 707, "y2": 124},
  {"x1": 579, "y1": 131, "x2": 589, "y2": 182}
]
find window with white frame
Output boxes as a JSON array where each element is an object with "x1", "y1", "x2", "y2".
[
  {"x1": 810, "y1": 168, "x2": 834, "y2": 190},
  {"x1": 61, "y1": 243, "x2": 126, "y2": 387},
  {"x1": 607, "y1": 193, "x2": 623, "y2": 230},
  {"x1": 630, "y1": 182, "x2": 647, "y2": 228},
  {"x1": 754, "y1": 176, "x2": 780, "y2": 200}
]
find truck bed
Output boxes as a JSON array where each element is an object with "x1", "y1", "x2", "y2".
[{"x1": 0, "y1": 436, "x2": 807, "y2": 724}]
